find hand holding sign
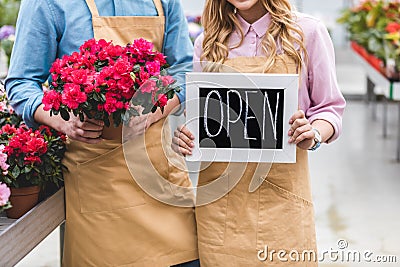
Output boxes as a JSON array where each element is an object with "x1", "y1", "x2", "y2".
[
  {"x1": 288, "y1": 110, "x2": 316, "y2": 150},
  {"x1": 172, "y1": 124, "x2": 195, "y2": 156},
  {"x1": 185, "y1": 72, "x2": 298, "y2": 163}
]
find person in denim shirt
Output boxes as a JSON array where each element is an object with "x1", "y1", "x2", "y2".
[{"x1": 6, "y1": 1, "x2": 200, "y2": 266}]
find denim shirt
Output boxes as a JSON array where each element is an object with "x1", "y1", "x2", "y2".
[{"x1": 5, "y1": 0, "x2": 193, "y2": 128}]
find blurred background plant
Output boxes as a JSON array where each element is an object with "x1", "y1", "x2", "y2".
[
  {"x1": 0, "y1": 85, "x2": 22, "y2": 128},
  {"x1": 0, "y1": 0, "x2": 20, "y2": 72},
  {"x1": 0, "y1": 25, "x2": 15, "y2": 67},
  {"x1": 337, "y1": 0, "x2": 400, "y2": 79},
  {"x1": 186, "y1": 15, "x2": 203, "y2": 43},
  {"x1": 0, "y1": 0, "x2": 20, "y2": 27}
]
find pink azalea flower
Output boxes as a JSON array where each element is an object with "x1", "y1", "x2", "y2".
[
  {"x1": 0, "y1": 182, "x2": 11, "y2": 206},
  {"x1": 0, "y1": 145, "x2": 9, "y2": 175}
]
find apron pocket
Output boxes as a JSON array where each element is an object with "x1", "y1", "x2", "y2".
[
  {"x1": 76, "y1": 145, "x2": 146, "y2": 213},
  {"x1": 196, "y1": 193, "x2": 228, "y2": 246},
  {"x1": 256, "y1": 179, "x2": 316, "y2": 251},
  {"x1": 263, "y1": 179, "x2": 313, "y2": 207},
  {"x1": 196, "y1": 163, "x2": 230, "y2": 246}
]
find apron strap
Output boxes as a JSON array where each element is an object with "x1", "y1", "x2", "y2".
[
  {"x1": 85, "y1": 0, "x2": 163, "y2": 18},
  {"x1": 85, "y1": 0, "x2": 100, "y2": 17},
  {"x1": 153, "y1": 0, "x2": 164, "y2": 17}
]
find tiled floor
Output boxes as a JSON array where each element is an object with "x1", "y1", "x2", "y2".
[
  {"x1": 310, "y1": 100, "x2": 400, "y2": 266},
  {"x1": 13, "y1": 48, "x2": 400, "y2": 266}
]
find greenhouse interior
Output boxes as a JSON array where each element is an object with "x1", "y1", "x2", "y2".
[{"x1": 0, "y1": 0, "x2": 399, "y2": 266}]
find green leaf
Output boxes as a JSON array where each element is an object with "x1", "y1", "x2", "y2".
[
  {"x1": 113, "y1": 112, "x2": 122, "y2": 127},
  {"x1": 167, "y1": 89, "x2": 175, "y2": 99},
  {"x1": 11, "y1": 165, "x2": 20, "y2": 179},
  {"x1": 104, "y1": 117, "x2": 110, "y2": 127},
  {"x1": 93, "y1": 93, "x2": 100, "y2": 102},
  {"x1": 60, "y1": 109, "x2": 70, "y2": 121},
  {"x1": 24, "y1": 166, "x2": 31, "y2": 173},
  {"x1": 79, "y1": 112, "x2": 85, "y2": 122},
  {"x1": 130, "y1": 108, "x2": 140, "y2": 116},
  {"x1": 83, "y1": 109, "x2": 93, "y2": 119},
  {"x1": 133, "y1": 64, "x2": 141, "y2": 72},
  {"x1": 160, "y1": 69, "x2": 168, "y2": 76}
]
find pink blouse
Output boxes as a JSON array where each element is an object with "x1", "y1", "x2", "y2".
[{"x1": 193, "y1": 12, "x2": 346, "y2": 142}]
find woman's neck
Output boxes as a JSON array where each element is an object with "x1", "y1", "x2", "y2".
[{"x1": 237, "y1": 2, "x2": 267, "y2": 24}]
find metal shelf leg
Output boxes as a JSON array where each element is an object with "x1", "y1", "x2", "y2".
[
  {"x1": 397, "y1": 102, "x2": 400, "y2": 162},
  {"x1": 383, "y1": 97, "x2": 388, "y2": 138}
]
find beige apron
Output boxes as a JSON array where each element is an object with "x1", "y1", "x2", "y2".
[
  {"x1": 61, "y1": 1, "x2": 198, "y2": 266},
  {"x1": 196, "y1": 56, "x2": 318, "y2": 266}
]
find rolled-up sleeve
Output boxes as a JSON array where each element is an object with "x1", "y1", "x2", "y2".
[
  {"x1": 302, "y1": 18, "x2": 346, "y2": 143},
  {"x1": 163, "y1": 0, "x2": 194, "y2": 114}
]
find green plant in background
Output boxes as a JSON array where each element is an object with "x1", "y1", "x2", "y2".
[
  {"x1": 0, "y1": 0, "x2": 20, "y2": 70},
  {"x1": 337, "y1": 1, "x2": 371, "y2": 49},
  {"x1": 338, "y1": 0, "x2": 400, "y2": 72},
  {"x1": 0, "y1": 0, "x2": 21, "y2": 27},
  {"x1": 338, "y1": 0, "x2": 390, "y2": 60},
  {"x1": 383, "y1": 21, "x2": 400, "y2": 78},
  {"x1": 0, "y1": 35, "x2": 14, "y2": 67},
  {"x1": 0, "y1": 87, "x2": 23, "y2": 128}
]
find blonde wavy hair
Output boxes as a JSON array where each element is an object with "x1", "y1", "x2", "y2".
[{"x1": 200, "y1": 0, "x2": 307, "y2": 73}]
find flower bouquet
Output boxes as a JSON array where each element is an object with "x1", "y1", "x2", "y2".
[{"x1": 42, "y1": 38, "x2": 180, "y2": 139}]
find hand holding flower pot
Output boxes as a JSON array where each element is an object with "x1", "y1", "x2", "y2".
[{"x1": 42, "y1": 38, "x2": 181, "y2": 141}]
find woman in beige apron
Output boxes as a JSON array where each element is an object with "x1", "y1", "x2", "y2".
[
  {"x1": 193, "y1": 57, "x2": 317, "y2": 267},
  {"x1": 173, "y1": 0, "x2": 345, "y2": 266},
  {"x1": 61, "y1": 0, "x2": 199, "y2": 266}
]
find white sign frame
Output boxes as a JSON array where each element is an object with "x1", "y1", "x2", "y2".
[{"x1": 185, "y1": 72, "x2": 298, "y2": 163}]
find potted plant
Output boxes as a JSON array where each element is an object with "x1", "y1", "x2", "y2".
[
  {"x1": 0, "y1": 88, "x2": 66, "y2": 218},
  {"x1": 42, "y1": 38, "x2": 181, "y2": 141}
]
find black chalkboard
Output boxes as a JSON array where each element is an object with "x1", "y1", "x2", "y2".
[{"x1": 199, "y1": 87, "x2": 284, "y2": 149}]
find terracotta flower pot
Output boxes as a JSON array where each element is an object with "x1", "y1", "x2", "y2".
[
  {"x1": 101, "y1": 114, "x2": 123, "y2": 142},
  {"x1": 6, "y1": 185, "x2": 40, "y2": 219},
  {"x1": 101, "y1": 124, "x2": 123, "y2": 142}
]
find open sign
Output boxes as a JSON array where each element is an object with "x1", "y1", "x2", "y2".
[{"x1": 186, "y1": 72, "x2": 298, "y2": 163}]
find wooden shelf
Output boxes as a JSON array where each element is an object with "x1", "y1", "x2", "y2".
[{"x1": 0, "y1": 188, "x2": 65, "y2": 266}]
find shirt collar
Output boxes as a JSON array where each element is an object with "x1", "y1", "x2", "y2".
[{"x1": 236, "y1": 13, "x2": 271, "y2": 38}]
